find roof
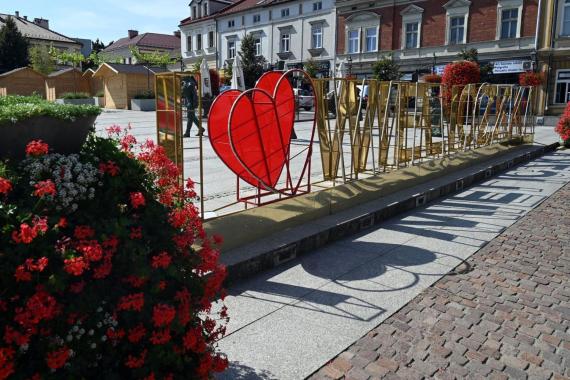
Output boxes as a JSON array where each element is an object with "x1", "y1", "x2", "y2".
[
  {"x1": 0, "y1": 14, "x2": 80, "y2": 45},
  {"x1": 104, "y1": 33, "x2": 181, "y2": 52},
  {"x1": 0, "y1": 67, "x2": 46, "y2": 78},
  {"x1": 92, "y1": 63, "x2": 170, "y2": 77},
  {"x1": 48, "y1": 67, "x2": 82, "y2": 77},
  {"x1": 179, "y1": 0, "x2": 240, "y2": 26}
]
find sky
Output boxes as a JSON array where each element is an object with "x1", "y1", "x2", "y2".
[{"x1": 3, "y1": 0, "x2": 190, "y2": 44}]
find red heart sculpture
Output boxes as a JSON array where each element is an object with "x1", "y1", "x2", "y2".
[{"x1": 208, "y1": 72, "x2": 296, "y2": 190}]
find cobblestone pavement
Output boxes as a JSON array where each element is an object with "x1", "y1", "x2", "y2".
[{"x1": 310, "y1": 182, "x2": 570, "y2": 380}]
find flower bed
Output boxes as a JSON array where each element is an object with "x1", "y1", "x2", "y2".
[
  {"x1": 0, "y1": 96, "x2": 100, "y2": 125},
  {"x1": 0, "y1": 129, "x2": 228, "y2": 379}
]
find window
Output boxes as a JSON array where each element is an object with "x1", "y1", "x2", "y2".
[
  {"x1": 313, "y1": 1, "x2": 322, "y2": 11},
  {"x1": 196, "y1": 34, "x2": 202, "y2": 50},
  {"x1": 192, "y1": 6, "x2": 197, "y2": 18},
  {"x1": 555, "y1": 70, "x2": 570, "y2": 104},
  {"x1": 312, "y1": 24, "x2": 323, "y2": 49},
  {"x1": 203, "y1": 3, "x2": 208, "y2": 16},
  {"x1": 449, "y1": 16, "x2": 465, "y2": 45},
  {"x1": 208, "y1": 31, "x2": 214, "y2": 48},
  {"x1": 254, "y1": 38, "x2": 262, "y2": 56},
  {"x1": 228, "y1": 40, "x2": 236, "y2": 59},
  {"x1": 563, "y1": 0, "x2": 570, "y2": 36},
  {"x1": 228, "y1": 19, "x2": 235, "y2": 28},
  {"x1": 500, "y1": 8, "x2": 518, "y2": 39},
  {"x1": 405, "y1": 22, "x2": 419, "y2": 48},
  {"x1": 281, "y1": 8, "x2": 289, "y2": 17},
  {"x1": 253, "y1": 14, "x2": 261, "y2": 23},
  {"x1": 348, "y1": 29, "x2": 359, "y2": 53},
  {"x1": 187, "y1": 36, "x2": 192, "y2": 51},
  {"x1": 365, "y1": 27, "x2": 377, "y2": 52},
  {"x1": 280, "y1": 33, "x2": 290, "y2": 52}
]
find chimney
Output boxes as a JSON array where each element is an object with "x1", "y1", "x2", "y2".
[
  {"x1": 173, "y1": 31, "x2": 181, "y2": 38},
  {"x1": 33, "y1": 18, "x2": 49, "y2": 29},
  {"x1": 128, "y1": 30, "x2": 139, "y2": 39},
  {"x1": 23, "y1": 16, "x2": 28, "y2": 20},
  {"x1": 15, "y1": 11, "x2": 19, "y2": 18}
]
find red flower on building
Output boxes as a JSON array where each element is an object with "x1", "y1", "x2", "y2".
[{"x1": 130, "y1": 192, "x2": 146, "y2": 209}]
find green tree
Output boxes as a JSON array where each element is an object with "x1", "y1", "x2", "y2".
[
  {"x1": 29, "y1": 45, "x2": 55, "y2": 75},
  {"x1": 304, "y1": 58, "x2": 319, "y2": 78},
  {"x1": 129, "y1": 46, "x2": 174, "y2": 67},
  {"x1": 372, "y1": 55, "x2": 400, "y2": 81},
  {"x1": 0, "y1": 16, "x2": 29, "y2": 72},
  {"x1": 239, "y1": 33, "x2": 266, "y2": 88}
]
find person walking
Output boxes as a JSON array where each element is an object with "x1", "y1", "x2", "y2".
[{"x1": 182, "y1": 77, "x2": 204, "y2": 137}]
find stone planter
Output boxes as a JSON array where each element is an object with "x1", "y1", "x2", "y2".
[
  {"x1": 94, "y1": 96, "x2": 105, "y2": 108},
  {"x1": 131, "y1": 98, "x2": 156, "y2": 111},
  {"x1": 0, "y1": 115, "x2": 97, "y2": 160},
  {"x1": 55, "y1": 98, "x2": 96, "y2": 106}
]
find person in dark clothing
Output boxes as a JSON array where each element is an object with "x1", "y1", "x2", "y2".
[{"x1": 182, "y1": 77, "x2": 204, "y2": 137}]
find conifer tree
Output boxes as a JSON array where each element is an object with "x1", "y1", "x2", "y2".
[{"x1": 0, "y1": 16, "x2": 29, "y2": 72}]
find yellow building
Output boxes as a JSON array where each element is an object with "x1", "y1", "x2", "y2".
[{"x1": 536, "y1": 0, "x2": 570, "y2": 115}]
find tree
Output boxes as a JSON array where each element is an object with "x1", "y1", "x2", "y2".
[
  {"x1": 239, "y1": 33, "x2": 266, "y2": 88},
  {"x1": 129, "y1": 46, "x2": 174, "y2": 67},
  {"x1": 29, "y1": 45, "x2": 55, "y2": 75},
  {"x1": 372, "y1": 55, "x2": 400, "y2": 81},
  {"x1": 304, "y1": 58, "x2": 319, "y2": 78},
  {"x1": 0, "y1": 16, "x2": 29, "y2": 72}
]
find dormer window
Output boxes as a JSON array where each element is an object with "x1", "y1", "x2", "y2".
[
  {"x1": 192, "y1": 6, "x2": 197, "y2": 19},
  {"x1": 228, "y1": 19, "x2": 235, "y2": 28},
  {"x1": 203, "y1": 2, "x2": 208, "y2": 16}
]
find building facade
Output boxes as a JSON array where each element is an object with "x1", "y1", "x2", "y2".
[
  {"x1": 335, "y1": 0, "x2": 539, "y2": 82},
  {"x1": 179, "y1": 0, "x2": 236, "y2": 69},
  {"x1": 536, "y1": 0, "x2": 570, "y2": 116}
]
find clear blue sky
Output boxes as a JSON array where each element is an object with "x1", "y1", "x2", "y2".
[{"x1": 5, "y1": 0, "x2": 189, "y2": 44}]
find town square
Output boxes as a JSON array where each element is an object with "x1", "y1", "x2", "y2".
[{"x1": 0, "y1": 1, "x2": 570, "y2": 379}]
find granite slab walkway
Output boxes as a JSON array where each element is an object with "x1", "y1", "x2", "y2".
[
  {"x1": 310, "y1": 167, "x2": 570, "y2": 380},
  {"x1": 215, "y1": 148, "x2": 570, "y2": 380}
]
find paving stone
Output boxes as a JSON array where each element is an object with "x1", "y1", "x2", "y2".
[{"x1": 309, "y1": 181, "x2": 570, "y2": 380}]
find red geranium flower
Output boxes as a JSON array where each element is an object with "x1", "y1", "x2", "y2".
[
  {"x1": 151, "y1": 252, "x2": 171, "y2": 269},
  {"x1": 129, "y1": 226, "x2": 142, "y2": 240},
  {"x1": 130, "y1": 192, "x2": 146, "y2": 209},
  {"x1": 25, "y1": 140, "x2": 49, "y2": 157},
  {"x1": 64, "y1": 257, "x2": 88, "y2": 276},
  {"x1": 33, "y1": 180, "x2": 56, "y2": 198},
  {"x1": 152, "y1": 304, "x2": 176, "y2": 327},
  {"x1": 0, "y1": 177, "x2": 12, "y2": 195},
  {"x1": 125, "y1": 349, "x2": 147, "y2": 369},
  {"x1": 46, "y1": 347, "x2": 70, "y2": 369},
  {"x1": 127, "y1": 324, "x2": 146, "y2": 343},
  {"x1": 149, "y1": 329, "x2": 171, "y2": 345},
  {"x1": 74, "y1": 226, "x2": 95, "y2": 240},
  {"x1": 117, "y1": 293, "x2": 145, "y2": 312}
]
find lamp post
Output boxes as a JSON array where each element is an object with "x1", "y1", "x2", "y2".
[
  {"x1": 530, "y1": 51, "x2": 537, "y2": 72},
  {"x1": 347, "y1": 56, "x2": 353, "y2": 77},
  {"x1": 180, "y1": 58, "x2": 185, "y2": 72}
]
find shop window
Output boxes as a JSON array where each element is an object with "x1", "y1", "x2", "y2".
[{"x1": 555, "y1": 70, "x2": 570, "y2": 104}]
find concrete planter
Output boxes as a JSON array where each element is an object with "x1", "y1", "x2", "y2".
[
  {"x1": 94, "y1": 96, "x2": 105, "y2": 108},
  {"x1": 0, "y1": 115, "x2": 97, "y2": 160},
  {"x1": 131, "y1": 98, "x2": 156, "y2": 111},
  {"x1": 55, "y1": 98, "x2": 96, "y2": 106}
]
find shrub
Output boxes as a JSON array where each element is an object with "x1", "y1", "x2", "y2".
[
  {"x1": 133, "y1": 91, "x2": 155, "y2": 99},
  {"x1": 519, "y1": 71, "x2": 542, "y2": 87},
  {"x1": 0, "y1": 95, "x2": 101, "y2": 125},
  {"x1": 61, "y1": 92, "x2": 91, "y2": 99},
  {"x1": 555, "y1": 102, "x2": 570, "y2": 142},
  {"x1": 441, "y1": 60, "x2": 480, "y2": 106},
  {"x1": 422, "y1": 73, "x2": 442, "y2": 83},
  {"x1": 372, "y1": 56, "x2": 400, "y2": 81},
  {"x1": 0, "y1": 130, "x2": 229, "y2": 379},
  {"x1": 95, "y1": 91, "x2": 105, "y2": 97}
]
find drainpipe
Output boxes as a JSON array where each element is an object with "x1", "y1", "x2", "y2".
[{"x1": 545, "y1": 0, "x2": 559, "y2": 112}]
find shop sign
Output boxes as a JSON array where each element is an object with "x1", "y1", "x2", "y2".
[{"x1": 492, "y1": 60, "x2": 531, "y2": 74}]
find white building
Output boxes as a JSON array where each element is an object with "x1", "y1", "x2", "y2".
[{"x1": 179, "y1": 0, "x2": 236, "y2": 69}]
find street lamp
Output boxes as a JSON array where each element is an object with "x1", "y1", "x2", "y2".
[
  {"x1": 347, "y1": 56, "x2": 353, "y2": 77},
  {"x1": 179, "y1": 58, "x2": 185, "y2": 72},
  {"x1": 530, "y1": 51, "x2": 537, "y2": 72}
]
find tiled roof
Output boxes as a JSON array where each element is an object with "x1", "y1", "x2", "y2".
[
  {"x1": 104, "y1": 33, "x2": 180, "y2": 52},
  {"x1": 0, "y1": 14, "x2": 79, "y2": 45},
  {"x1": 179, "y1": 0, "x2": 241, "y2": 26},
  {"x1": 48, "y1": 67, "x2": 82, "y2": 77}
]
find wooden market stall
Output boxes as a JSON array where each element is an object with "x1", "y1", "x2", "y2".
[
  {"x1": 0, "y1": 67, "x2": 46, "y2": 97},
  {"x1": 83, "y1": 68, "x2": 104, "y2": 96},
  {"x1": 45, "y1": 68, "x2": 90, "y2": 101},
  {"x1": 92, "y1": 63, "x2": 168, "y2": 109}
]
